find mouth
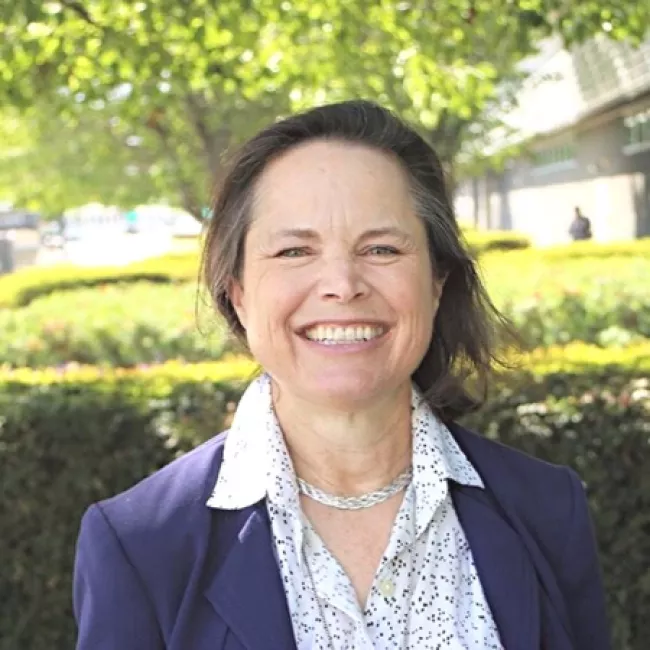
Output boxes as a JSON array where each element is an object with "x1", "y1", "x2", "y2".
[{"x1": 301, "y1": 323, "x2": 387, "y2": 345}]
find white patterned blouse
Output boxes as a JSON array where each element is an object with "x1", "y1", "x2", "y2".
[{"x1": 207, "y1": 374, "x2": 503, "y2": 649}]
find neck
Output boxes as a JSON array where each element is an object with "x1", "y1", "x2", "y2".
[{"x1": 271, "y1": 381, "x2": 413, "y2": 495}]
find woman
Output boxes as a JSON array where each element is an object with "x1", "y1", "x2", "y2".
[{"x1": 73, "y1": 100, "x2": 610, "y2": 650}]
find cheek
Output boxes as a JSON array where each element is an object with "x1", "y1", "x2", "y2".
[
  {"x1": 242, "y1": 269, "x2": 305, "y2": 335},
  {"x1": 400, "y1": 270, "x2": 439, "y2": 344},
  {"x1": 390, "y1": 265, "x2": 436, "y2": 314}
]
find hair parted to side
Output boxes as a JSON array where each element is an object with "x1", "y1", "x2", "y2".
[{"x1": 200, "y1": 99, "x2": 514, "y2": 421}]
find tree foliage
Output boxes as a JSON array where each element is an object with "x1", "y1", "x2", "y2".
[
  {"x1": 0, "y1": 0, "x2": 647, "y2": 218},
  {"x1": 0, "y1": 105, "x2": 162, "y2": 216}
]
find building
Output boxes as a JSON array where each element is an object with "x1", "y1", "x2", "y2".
[{"x1": 456, "y1": 36, "x2": 650, "y2": 245}]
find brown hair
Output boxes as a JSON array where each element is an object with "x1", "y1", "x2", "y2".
[{"x1": 201, "y1": 100, "x2": 511, "y2": 420}]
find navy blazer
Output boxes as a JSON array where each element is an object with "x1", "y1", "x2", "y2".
[{"x1": 73, "y1": 423, "x2": 611, "y2": 650}]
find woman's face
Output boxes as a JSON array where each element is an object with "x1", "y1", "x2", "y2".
[{"x1": 230, "y1": 140, "x2": 443, "y2": 409}]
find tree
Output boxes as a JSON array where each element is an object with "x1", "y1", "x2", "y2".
[
  {"x1": 1, "y1": 0, "x2": 647, "y2": 219},
  {"x1": 0, "y1": 105, "x2": 162, "y2": 216}
]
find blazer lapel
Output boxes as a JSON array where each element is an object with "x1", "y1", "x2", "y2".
[
  {"x1": 203, "y1": 503, "x2": 297, "y2": 650},
  {"x1": 449, "y1": 424, "x2": 575, "y2": 650},
  {"x1": 452, "y1": 484, "x2": 541, "y2": 650}
]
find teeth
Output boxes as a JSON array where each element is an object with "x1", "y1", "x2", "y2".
[{"x1": 304, "y1": 325, "x2": 384, "y2": 343}]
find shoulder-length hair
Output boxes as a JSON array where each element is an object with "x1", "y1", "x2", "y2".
[{"x1": 201, "y1": 100, "x2": 512, "y2": 421}]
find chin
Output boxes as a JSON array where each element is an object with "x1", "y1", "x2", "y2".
[{"x1": 301, "y1": 371, "x2": 402, "y2": 409}]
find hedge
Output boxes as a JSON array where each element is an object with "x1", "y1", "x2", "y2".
[
  {"x1": 506, "y1": 341, "x2": 650, "y2": 375},
  {"x1": 463, "y1": 229, "x2": 531, "y2": 254},
  {"x1": 3, "y1": 276, "x2": 649, "y2": 368},
  {"x1": 481, "y1": 250, "x2": 650, "y2": 306},
  {"x1": 0, "y1": 282, "x2": 235, "y2": 368},
  {"x1": 1, "y1": 347, "x2": 649, "y2": 650},
  {"x1": 2, "y1": 342, "x2": 647, "y2": 383},
  {"x1": 0, "y1": 253, "x2": 199, "y2": 309},
  {"x1": 538, "y1": 237, "x2": 650, "y2": 261},
  {"x1": 503, "y1": 286, "x2": 650, "y2": 348}
]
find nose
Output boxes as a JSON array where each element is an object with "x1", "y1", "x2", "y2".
[{"x1": 318, "y1": 256, "x2": 369, "y2": 303}]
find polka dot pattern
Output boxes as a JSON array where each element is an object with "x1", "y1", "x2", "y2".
[{"x1": 207, "y1": 374, "x2": 503, "y2": 649}]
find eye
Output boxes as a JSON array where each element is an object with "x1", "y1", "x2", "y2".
[
  {"x1": 365, "y1": 245, "x2": 400, "y2": 256},
  {"x1": 276, "y1": 247, "x2": 309, "y2": 258}
]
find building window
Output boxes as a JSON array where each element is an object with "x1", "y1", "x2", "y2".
[
  {"x1": 624, "y1": 109, "x2": 650, "y2": 152},
  {"x1": 531, "y1": 143, "x2": 576, "y2": 172}
]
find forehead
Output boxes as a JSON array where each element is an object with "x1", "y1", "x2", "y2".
[{"x1": 251, "y1": 140, "x2": 416, "y2": 228}]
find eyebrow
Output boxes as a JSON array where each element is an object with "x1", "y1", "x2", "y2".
[
  {"x1": 269, "y1": 228, "x2": 319, "y2": 241},
  {"x1": 359, "y1": 227, "x2": 414, "y2": 243},
  {"x1": 269, "y1": 226, "x2": 414, "y2": 243}
]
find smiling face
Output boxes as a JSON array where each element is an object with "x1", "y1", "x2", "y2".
[{"x1": 229, "y1": 139, "x2": 443, "y2": 409}]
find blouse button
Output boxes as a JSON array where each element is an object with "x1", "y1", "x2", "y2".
[{"x1": 379, "y1": 578, "x2": 395, "y2": 597}]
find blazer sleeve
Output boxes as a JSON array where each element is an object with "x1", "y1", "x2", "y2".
[
  {"x1": 558, "y1": 469, "x2": 611, "y2": 650},
  {"x1": 73, "y1": 503, "x2": 164, "y2": 650}
]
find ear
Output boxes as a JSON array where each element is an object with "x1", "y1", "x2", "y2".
[{"x1": 228, "y1": 278, "x2": 247, "y2": 330}]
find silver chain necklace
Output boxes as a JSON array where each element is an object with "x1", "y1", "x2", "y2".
[{"x1": 297, "y1": 467, "x2": 413, "y2": 510}]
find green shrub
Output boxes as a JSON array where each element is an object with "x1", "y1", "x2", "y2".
[
  {"x1": 480, "y1": 250, "x2": 650, "y2": 306},
  {"x1": 0, "y1": 254, "x2": 199, "y2": 309},
  {"x1": 0, "y1": 282, "x2": 234, "y2": 368},
  {"x1": 463, "y1": 229, "x2": 531, "y2": 255},
  {"x1": 0, "y1": 358, "x2": 255, "y2": 650},
  {"x1": 506, "y1": 342, "x2": 650, "y2": 378},
  {"x1": 1, "y1": 349, "x2": 648, "y2": 650},
  {"x1": 539, "y1": 237, "x2": 650, "y2": 261},
  {"x1": 504, "y1": 285, "x2": 650, "y2": 348}
]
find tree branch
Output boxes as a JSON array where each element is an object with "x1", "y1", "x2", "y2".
[
  {"x1": 60, "y1": 1, "x2": 100, "y2": 28},
  {"x1": 431, "y1": 109, "x2": 464, "y2": 161},
  {"x1": 184, "y1": 93, "x2": 231, "y2": 177},
  {"x1": 145, "y1": 118, "x2": 204, "y2": 221}
]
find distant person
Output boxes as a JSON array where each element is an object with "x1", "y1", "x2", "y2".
[{"x1": 569, "y1": 206, "x2": 592, "y2": 241}]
